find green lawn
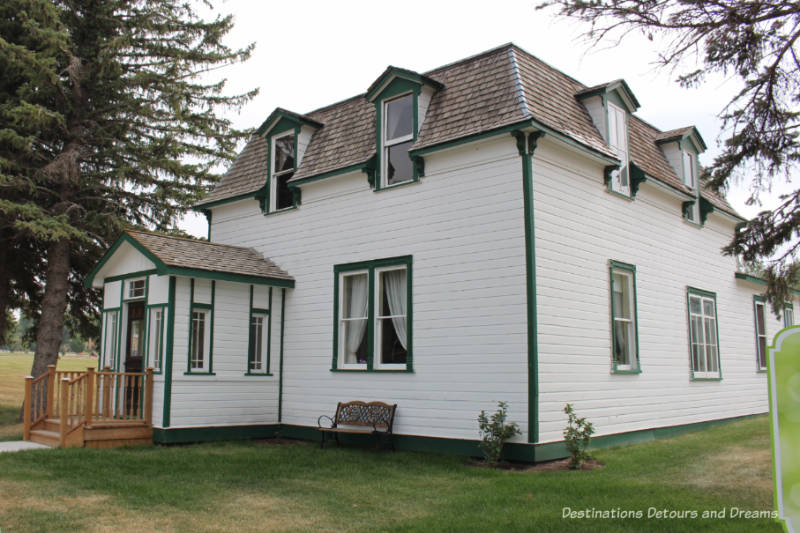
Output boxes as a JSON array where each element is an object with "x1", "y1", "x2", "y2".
[
  {"x1": 0, "y1": 352, "x2": 96, "y2": 441},
  {"x1": 0, "y1": 415, "x2": 782, "y2": 532}
]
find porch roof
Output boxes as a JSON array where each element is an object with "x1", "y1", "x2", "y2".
[{"x1": 85, "y1": 230, "x2": 294, "y2": 288}]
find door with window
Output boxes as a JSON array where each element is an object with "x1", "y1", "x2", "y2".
[{"x1": 125, "y1": 301, "x2": 144, "y2": 415}]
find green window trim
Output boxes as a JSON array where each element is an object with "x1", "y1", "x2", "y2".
[
  {"x1": 186, "y1": 278, "x2": 215, "y2": 375},
  {"x1": 100, "y1": 309, "x2": 120, "y2": 370},
  {"x1": 246, "y1": 284, "x2": 271, "y2": 375},
  {"x1": 686, "y1": 286, "x2": 722, "y2": 381},
  {"x1": 144, "y1": 303, "x2": 167, "y2": 375},
  {"x1": 374, "y1": 81, "x2": 422, "y2": 191},
  {"x1": 783, "y1": 302, "x2": 794, "y2": 329},
  {"x1": 260, "y1": 126, "x2": 300, "y2": 215},
  {"x1": 753, "y1": 295, "x2": 768, "y2": 372},
  {"x1": 331, "y1": 255, "x2": 413, "y2": 372},
  {"x1": 609, "y1": 260, "x2": 641, "y2": 374}
]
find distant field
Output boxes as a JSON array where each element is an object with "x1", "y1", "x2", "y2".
[{"x1": 0, "y1": 353, "x2": 97, "y2": 441}]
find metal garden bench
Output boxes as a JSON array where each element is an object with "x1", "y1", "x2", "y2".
[{"x1": 317, "y1": 401, "x2": 397, "y2": 450}]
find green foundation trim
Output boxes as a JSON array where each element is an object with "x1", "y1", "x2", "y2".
[{"x1": 153, "y1": 425, "x2": 281, "y2": 444}]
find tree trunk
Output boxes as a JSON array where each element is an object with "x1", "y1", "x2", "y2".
[
  {"x1": 30, "y1": 239, "x2": 72, "y2": 378},
  {"x1": 0, "y1": 230, "x2": 9, "y2": 344}
]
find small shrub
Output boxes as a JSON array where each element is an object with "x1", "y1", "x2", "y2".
[
  {"x1": 563, "y1": 403, "x2": 595, "y2": 469},
  {"x1": 477, "y1": 401, "x2": 520, "y2": 465}
]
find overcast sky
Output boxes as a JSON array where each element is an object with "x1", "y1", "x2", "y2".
[{"x1": 180, "y1": 0, "x2": 796, "y2": 237}]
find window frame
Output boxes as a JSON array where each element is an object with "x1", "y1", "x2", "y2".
[
  {"x1": 784, "y1": 302, "x2": 794, "y2": 329},
  {"x1": 682, "y1": 150, "x2": 697, "y2": 189},
  {"x1": 185, "y1": 279, "x2": 215, "y2": 376},
  {"x1": 128, "y1": 278, "x2": 146, "y2": 300},
  {"x1": 145, "y1": 304, "x2": 166, "y2": 373},
  {"x1": 248, "y1": 312, "x2": 269, "y2": 374},
  {"x1": 269, "y1": 130, "x2": 297, "y2": 213},
  {"x1": 332, "y1": 256, "x2": 413, "y2": 372},
  {"x1": 381, "y1": 92, "x2": 415, "y2": 188},
  {"x1": 373, "y1": 264, "x2": 410, "y2": 370},
  {"x1": 753, "y1": 295, "x2": 768, "y2": 372},
  {"x1": 609, "y1": 261, "x2": 640, "y2": 374},
  {"x1": 686, "y1": 287, "x2": 722, "y2": 380},
  {"x1": 101, "y1": 309, "x2": 120, "y2": 370},
  {"x1": 606, "y1": 102, "x2": 630, "y2": 197}
]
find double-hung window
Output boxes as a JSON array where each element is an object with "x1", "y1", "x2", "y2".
[
  {"x1": 102, "y1": 310, "x2": 119, "y2": 369},
  {"x1": 146, "y1": 306, "x2": 165, "y2": 372},
  {"x1": 248, "y1": 312, "x2": 269, "y2": 373},
  {"x1": 687, "y1": 288, "x2": 721, "y2": 379},
  {"x1": 754, "y1": 296, "x2": 768, "y2": 371},
  {"x1": 607, "y1": 103, "x2": 630, "y2": 196},
  {"x1": 333, "y1": 256, "x2": 412, "y2": 371},
  {"x1": 271, "y1": 132, "x2": 295, "y2": 211},
  {"x1": 609, "y1": 261, "x2": 639, "y2": 372},
  {"x1": 784, "y1": 303, "x2": 794, "y2": 328},
  {"x1": 128, "y1": 279, "x2": 145, "y2": 299},
  {"x1": 682, "y1": 151, "x2": 701, "y2": 223},
  {"x1": 382, "y1": 94, "x2": 414, "y2": 186}
]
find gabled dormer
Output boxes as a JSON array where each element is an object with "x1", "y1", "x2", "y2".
[
  {"x1": 576, "y1": 80, "x2": 641, "y2": 198},
  {"x1": 655, "y1": 127, "x2": 711, "y2": 225},
  {"x1": 255, "y1": 108, "x2": 323, "y2": 214},
  {"x1": 365, "y1": 67, "x2": 443, "y2": 190}
]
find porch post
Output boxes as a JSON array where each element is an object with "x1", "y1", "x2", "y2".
[
  {"x1": 23, "y1": 376, "x2": 32, "y2": 440},
  {"x1": 144, "y1": 367, "x2": 154, "y2": 425}
]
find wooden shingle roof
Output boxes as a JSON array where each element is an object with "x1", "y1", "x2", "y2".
[
  {"x1": 196, "y1": 43, "x2": 740, "y2": 219},
  {"x1": 125, "y1": 230, "x2": 293, "y2": 282}
]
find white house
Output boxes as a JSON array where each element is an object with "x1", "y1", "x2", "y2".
[{"x1": 84, "y1": 43, "x2": 794, "y2": 460}]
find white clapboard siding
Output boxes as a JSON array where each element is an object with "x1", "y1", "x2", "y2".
[
  {"x1": 533, "y1": 137, "x2": 769, "y2": 443},
  {"x1": 167, "y1": 278, "x2": 280, "y2": 428},
  {"x1": 95, "y1": 241, "x2": 155, "y2": 280},
  {"x1": 211, "y1": 135, "x2": 530, "y2": 441}
]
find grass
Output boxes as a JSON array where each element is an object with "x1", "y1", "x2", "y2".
[
  {"x1": 0, "y1": 415, "x2": 782, "y2": 532},
  {"x1": 0, "y1": 352, "x2": 96, "y2": 442}
]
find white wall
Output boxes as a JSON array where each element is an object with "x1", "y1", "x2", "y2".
[
  {"x1": 532, "y1": 137, "x2": 771, "y2": 443},
  {"x1": 166, "y1": 278, "x2": 281, "y2": 428},
  {"x1": 211, "y1": 135, "x2": 530, "y2": 441}
]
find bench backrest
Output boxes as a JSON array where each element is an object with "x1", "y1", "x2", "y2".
[{"x1": 335, "y1": 401, "x2": 397, "y2": 430}]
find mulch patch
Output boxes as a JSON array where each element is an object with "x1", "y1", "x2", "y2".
[{"x1": 466, "y1": 457, "x2": 604, "y2": 472}]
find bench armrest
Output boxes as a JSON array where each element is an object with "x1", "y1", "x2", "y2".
[{"x1": 317, "y1": 415, "x2": 335, "y2": 429}]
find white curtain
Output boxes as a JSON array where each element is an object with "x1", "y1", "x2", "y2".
[
  {"x1": 384, "y1": 270, "x2": 407, "y2": 350},
  {"x1": 345, "y1": 275, "x2": 368, "y2": 363}
]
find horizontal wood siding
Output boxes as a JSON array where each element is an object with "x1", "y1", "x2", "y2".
[
  {"x1": 212, "y1": 136, "x2": 530, "y2": 441},
  {"x1": 533, "y1": 137, "x2": 770, "y2": 443},
  {"x1": 168, "y1": 278, "x2": 280, "y2": 428}
]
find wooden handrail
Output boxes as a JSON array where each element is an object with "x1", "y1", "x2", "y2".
[{"x1": 59, "y1": 377, "x2": 69, "y2": 447}]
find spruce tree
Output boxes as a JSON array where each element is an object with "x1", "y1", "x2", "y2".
[{"x1": 0, "y1": 0, "x2": 256, "y2": 381}]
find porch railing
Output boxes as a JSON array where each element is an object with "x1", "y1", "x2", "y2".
[{"x1": 24, "y1": 365, "x2": 153, "y2": 446}]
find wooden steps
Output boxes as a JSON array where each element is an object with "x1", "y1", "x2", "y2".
[{"x1": 29, "y1": 429, "x2": 59, "y2": 447}]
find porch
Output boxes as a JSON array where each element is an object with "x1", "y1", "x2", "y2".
[{"x1": 23, "y1": 365, "x2": 153, "y2": 448}]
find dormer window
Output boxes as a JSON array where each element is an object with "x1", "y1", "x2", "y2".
[
  {"x1": 383, "y1": 94, "x2": 414, "y2": 186},
  {"x1": 271, "y1": 132, "x2": 295, "y2": 211},
  {"x1": 682, "y1": 150, "x2": 696, "y2": 188},
  {"x1": 607, "y1": 102, "x2": 630, "y2": 195}
]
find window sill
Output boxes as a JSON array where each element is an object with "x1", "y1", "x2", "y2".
[
  {"x1": 264, "y1": 206, "x2": 297, "y2": 217},
  {"x1": 757, "y1": 368, "x2": 767, "y2": 374},
  {"x1": 244, "y1": 372, "x2": 274, "y2": 377},
  {"x1": 690, "y1": 375, "x2": 722, "y2": 381},
  {"x1": 330, "y1": 368, "x2": 413, "y2": 373},
  {"x1": 683, "y1": 218, "x2": 703, "y2": 228},
  {"x1": 612, "y1": 368, "x2": 641, "y2": 375},
  {"x1": 374, "y1": 178, "x2": 419, "y2": 192},
  {"x1": 183, "y1": 372, "x2": 216, "y2": 376},
  {"x1": 605, "y1": 188, "x2": 634, "y2": 201}
]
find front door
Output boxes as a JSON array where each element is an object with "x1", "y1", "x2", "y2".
[{"x1": 125, "y1": 302, "x2": 144, "y2": 416}]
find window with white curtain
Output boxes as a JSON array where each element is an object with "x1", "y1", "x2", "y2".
[
  {"x1": 333, "y1": 257, "x2": 412, "y2": 371},
  {"x1": 270, "y1": 132, "x2": 295, "y2": 211}
]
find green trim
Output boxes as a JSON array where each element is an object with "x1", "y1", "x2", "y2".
[
  {"x1": 246, "y1": 286, "x2": 272, "y2": 376},
  {"x1": 186, "y1": 279, "x2": 215, "y2": 375},
  {"x1": 267, "y1": 287, "x2": 273, "y2": 373},
  {"x1": 263, "y1": 205, "x2": 298, "y2": 217},
  {"x1": 329, "y1": 369, "x2": 413, "y2": 373},
  {"x1": 153, "y1": 424, "x2": 281, "y2": 444},
  {"x1": 278, "y1": 288, "x2": 286, "y2": 422},
  {"x1": 244, "y1": 373, "x2": 274, "y2": 377},
  {"x1": 512, "y1": 130, "x2": 543, "y2": 444},
  {"x1": 194, "y1": 192, "x2": 258, "y2": 210},
  {"x1": 162, "y1": 276, "x2": 176, "y2": 428},
  {"x1": 365, "y1": 67, "x2": 442, "y2": 102},
  {"x1": 734, "y1": 272, "x2": 800, "y2": 296},
  {"x1": 162, "y1": 267, "x2": 294, "y2": 288},
  {"x1": 753, "y1": 295, "x2": 768, "y2": 372},
  {"x1": 686, "y1": 287, "x2": 723, "y2": 381},
  {"x1": 255, "y1": 107, "x2": 322, "y2": 137},
  {"x1": 116, "y1": 281, "x2": 124, "y2": 370},
  {"x1": 182, "y1": 372, "x2": 216, "y2": 376},
  {"x1": 289, "y1": 162, "x2": 370, "y2": 187},
  {"x1": 100, "y1": 309, "x2": 120, "y2": 369},
  {"x1": 576, "y1": 79, "x2": 641, "y2": 112},
  {"x1": 85, "y1": 233, "x2": 161, "y2": 288},
  {"x1": 609, "y1": 260, "x2": 642, "y2": 374},
  {"x1": 332, "y1": 256, "x2": 413, "y2": 372},
  {"x1": 144, "y1": 304, "x2": 167, "y2": 374},
  {"x1": 251, "y1": 308, "x2": 269, "y2": 314},
  {"x1": 104, "y1": 269, "x2": 158, "y2": 284}
]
